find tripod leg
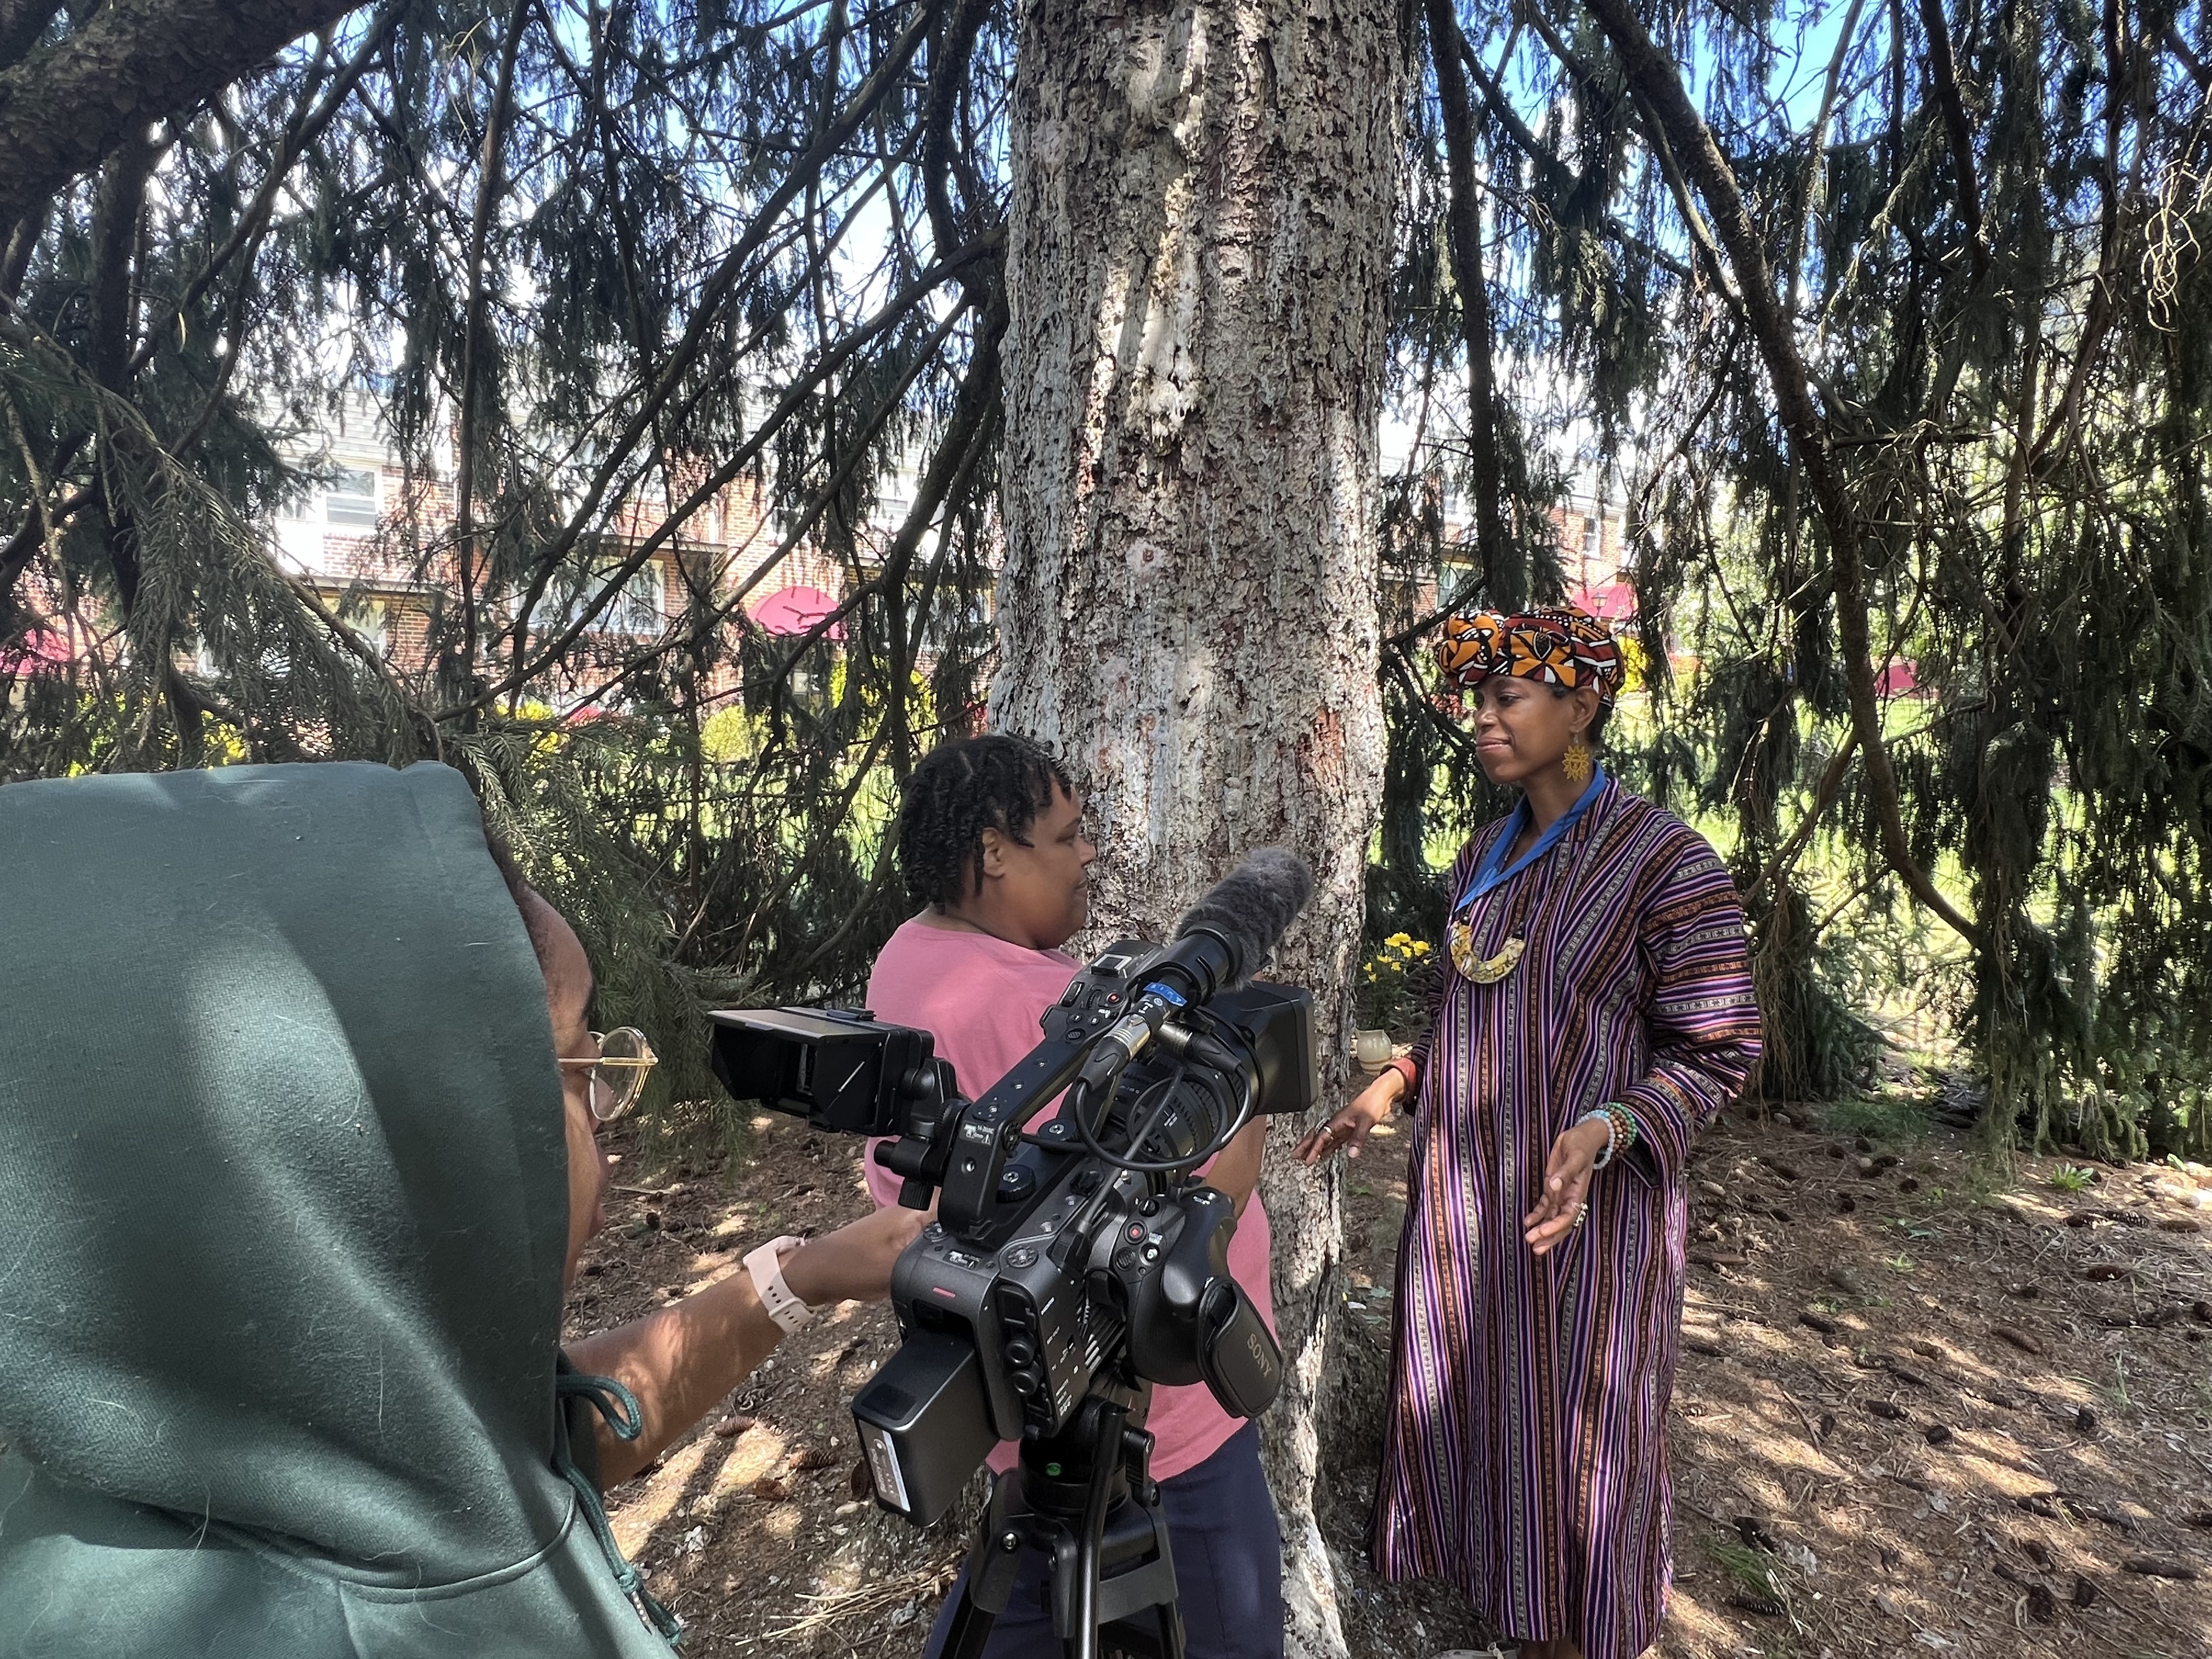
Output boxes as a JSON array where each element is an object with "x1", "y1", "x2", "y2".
[{"x1": 939, "y1": 1471, "x2": 1030, "y2": 1659}]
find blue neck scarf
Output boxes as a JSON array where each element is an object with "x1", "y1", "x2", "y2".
[{"x1": 1455, "y1": 767, "x2": 1607, "y2": 913}]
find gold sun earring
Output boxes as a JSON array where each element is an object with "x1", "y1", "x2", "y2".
[{"x1": 1562, "y1": 734, "x2": 1593, "y2": 785}]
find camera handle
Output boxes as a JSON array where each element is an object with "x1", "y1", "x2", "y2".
[{"x1": 938, "y1": 1390, "x2": 1186, "y2": 1659}]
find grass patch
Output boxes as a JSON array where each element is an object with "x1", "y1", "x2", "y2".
[
  {"x1": 2049, "y1": 1162, "x2": 2098, "y2": 1192},
  {"x1": 1706, "y1": 1537, "x2": 1791, "y2": 1615},
  {"x1": 1816, "y1": 1092, "x2": 1933, "y2": 1143}
]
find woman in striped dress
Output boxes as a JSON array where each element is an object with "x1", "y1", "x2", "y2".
[{"x1": 1296, "y1": 606, "x2": 1762, "y2": 1659}]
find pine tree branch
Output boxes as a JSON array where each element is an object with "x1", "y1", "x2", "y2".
[
  {"x1": 1425, "y1": 0, "x2": 1514, "y2": 605},
  {"x1": 1743, "y1": 728, "x2": 1859, "y2": 913},
  {"x1": 1914, "y1": 0, "x2": 1988, "y2": 285},
  {"x1": 2029, "y1": 0, "x2": 2130, "y2": 477},
  {"x1": 452, "y1": 0, "x2": 530, "y2": 676},
  {"x1": 1517, "y1": 0, "x2": 1746, "y2": 315},
  {"x1": 1455, "y1": 33, "x2": 1692, "y2": 283},
  {"x1": 127, "y1": 2, "x2": 404, "y2": 379},
  {"x1": 1577, "y1": 0, "x2": 1982, "y2": 951},
  {"x1": 495, "y1": 0, "x2": 936, "y2": 658},
  {"x1": 0, "y1": 199, "x2": 40, "y2": 297},
  {"x1": 452, "y1": 235, "x2": 997, "y2": 720},
  {"x1": 0, "y1": 0, "x2": 368, "y2": 229},
  {"x1": 923, "y1": 0, "x2": 992, "y2": 257},
  {"x1": 546, "y1": 290, "x2": 979, "y2": 720}
]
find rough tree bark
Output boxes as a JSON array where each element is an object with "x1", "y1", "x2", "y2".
[
  {"x1": 991, "y1": 4, "x2": 1403, "y2": 1654},
  {"x1": 0, "y1": 0, "x2": 364, "y2": 231}
]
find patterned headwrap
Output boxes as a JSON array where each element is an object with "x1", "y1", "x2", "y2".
[{"x1": 1434, "y1": 605, "x2": 1625, "y2": 705}]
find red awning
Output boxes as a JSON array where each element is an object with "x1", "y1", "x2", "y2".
[
  {"x1": 747, "y1": 585, "x2": 845, "y2": 640},
  {"x1": 1572, "y1": 582, "x2": 1637, "y2": 624},
  {"x1": 0, "y1": 629, "x2": 73, "y2": 676}
]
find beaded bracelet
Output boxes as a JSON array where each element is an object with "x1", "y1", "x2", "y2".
[
  {"x1": 1604, "y1": 1102, "x2": 1640, "y2": 1155},
  {"x1": 1577, "y1": 1109, "x2": 1620, "y2": 1170},
  {"x1": 1578, "y1": 1103, "x2": 1640, "y2": 1171}
]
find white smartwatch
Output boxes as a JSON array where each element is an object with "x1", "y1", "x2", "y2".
[{"x1": 743, "y1": 1235, "x2": 814, "y2": 1333}]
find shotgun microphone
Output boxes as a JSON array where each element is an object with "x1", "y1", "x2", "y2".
[{"x1": 1077, "y1": 848, "x2": 1315, "y2": 1086}]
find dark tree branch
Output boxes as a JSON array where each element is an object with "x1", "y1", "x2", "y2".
[
  {"x1": 1425, "y1": 0, "x2": 1514, "y2": 604},
  {"x1": 1578, "y1": 0, "x2": 1982, "y2": 949},
  {"x1": 453, "y1": 0, "x2": 529, "y2": 675},
  {"x1": 0, "y1": 0, "x2": 368, "y2": 228},
  {"x1": 87, "y1": 132, "x2": 159, "y2": 612},
  {"x1": 0, "y1": 196, "x2": 41, "y2": 296},
  {"x1": 1457, "y1": 35, "x2": 1692, "y2": 282},
  {"x1": 923, "y1": 0, "x2": 991, "y2": 258},
  {"x1": 496, "y1": 0, "x2": 935, "y2": 659},
  {"x1": 1914, "y1": 0, "x2": 1988, "y2": 284},
  {"x1": 127, "y1": 2, "x2": 404, "y2": 377},
  {"x1": 453, "y1": 234, "x2": 998, "y2": 719}
]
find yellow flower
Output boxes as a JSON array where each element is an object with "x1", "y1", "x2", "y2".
[
  {"x1": 1409, "y1": 940, "x2": 1431, "y2": 956},
  {"x1": 1387, "y1": 932, "x2": 1412, "y2": 947}
]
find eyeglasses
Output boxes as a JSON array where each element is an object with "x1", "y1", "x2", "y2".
[{"x1": 556, "y1": 1027, "x2": 659, "y2": 1122}]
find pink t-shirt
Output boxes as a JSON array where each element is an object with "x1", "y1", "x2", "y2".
[{"x1": 862, "y1": 916, "x2": 1276, "y2": 1482}]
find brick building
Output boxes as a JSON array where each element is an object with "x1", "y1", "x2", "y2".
[{"x1": 266, "y1": 396, "x2": 894, "y2": 711}]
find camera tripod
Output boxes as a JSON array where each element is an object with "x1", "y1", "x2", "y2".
[{"x1": 938, "y1": 1386, "x2": 1186, "y2": 1659}]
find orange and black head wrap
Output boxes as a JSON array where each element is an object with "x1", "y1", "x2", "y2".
[{"x1": 1434, "y1": 605, "x2": 1625, "y2": 705}]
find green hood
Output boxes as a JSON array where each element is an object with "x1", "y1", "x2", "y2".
[{"x1": 0, "y1": 763, "x2": 673, "y2": 1657}]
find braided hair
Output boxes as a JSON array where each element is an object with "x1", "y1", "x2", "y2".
[{"x1": 897, "y1": 734, "x2": 1075, "y2": 910}]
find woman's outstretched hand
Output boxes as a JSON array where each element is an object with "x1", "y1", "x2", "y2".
[
  {"x1": 1293, "y1": 1070, "x2": 1406, "y2": 1165},
  {"x1": 1522, "y1": 1116, "x2": 1613, "y2": 1256}
]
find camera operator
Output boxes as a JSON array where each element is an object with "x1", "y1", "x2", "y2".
[
  {"x1": 500, "y1": 866, "x2": 924, "y2": 1488},
  {"x1": 0, "y1": 761, "x2": 921, "y2": 1659},
  {"x1": 860, "y1": 735, "x2": 1285, "y2": 1659}
]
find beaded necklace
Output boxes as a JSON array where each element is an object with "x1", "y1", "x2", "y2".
[{"x1": 1446, "y1": 769, "x2": 1605, "y2": 983}]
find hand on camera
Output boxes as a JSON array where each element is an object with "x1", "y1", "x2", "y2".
[
  {"x1": 780, "y1": 1203, "x2": 929, "y2": 1308},
  {"x1": 1292, "y1": 1070, "x2": 1403, "y2": 1165}
]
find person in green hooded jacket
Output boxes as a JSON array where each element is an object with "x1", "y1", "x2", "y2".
[{"x1": 0, "y1": 760, "x2": 924, "y2": 1658}]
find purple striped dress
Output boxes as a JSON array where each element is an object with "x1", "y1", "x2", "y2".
[{"x1": 1374, "y1": 778, "x2": 1762, "y2": 1659}]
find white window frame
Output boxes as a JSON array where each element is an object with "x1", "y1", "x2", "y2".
[{"x1": 326, "y1": 466, "x2": 380, "y2": 527}]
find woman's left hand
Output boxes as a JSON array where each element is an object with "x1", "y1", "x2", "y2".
[{"x1": 1523, "y1": 1116, "x2": 1613, "y2": 1256}]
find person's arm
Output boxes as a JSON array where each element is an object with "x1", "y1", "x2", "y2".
[
  {"x1": 566, "y1": 1203, "x2": 926, "y2": 1485},
  {"x1": 1611, "y1": 839, "x2": 1764, "y2": 1186},
  {"x1": 1522, "y1": 838, "x2": 1762, "y2": 1251},
  {"x1": 1295, "y1": 843, "x2": 1474, "y2": 1165},
  {"x1": 1203, "y1": 1119, "x2": 1267, "y2": 1217}
]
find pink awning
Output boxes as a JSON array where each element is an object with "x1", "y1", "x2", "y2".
[
  {"x1": 747, "y1": 585, "x2": 845, "y2": 640},
  {"x1": 1572, "y1": 582, "x2": 1637, "y2": 624},
  {"x1": 0, "y1": 629, "x2": 73, "y2": 677}
]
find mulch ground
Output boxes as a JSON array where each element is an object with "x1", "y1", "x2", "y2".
[{"x1": 571, "y1": 1105, "x2": 2212, "y2": 1658}]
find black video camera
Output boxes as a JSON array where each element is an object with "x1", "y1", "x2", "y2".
[{"x1": 709, "y1": 938, "x2": 1313, "y2": 1527}]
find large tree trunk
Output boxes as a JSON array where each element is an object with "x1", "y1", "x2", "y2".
[{"x1": 992, "y1": 5, "x2": 1402, "y2": 1654}]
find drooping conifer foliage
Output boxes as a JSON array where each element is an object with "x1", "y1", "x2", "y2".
[{"x1": 2, "y1": 0, "x2": 2207, "y2": 1152}]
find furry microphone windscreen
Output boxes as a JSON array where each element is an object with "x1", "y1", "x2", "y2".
[{"x1": 1172, "y1": 847, "x2": 1316, "y2": 989}]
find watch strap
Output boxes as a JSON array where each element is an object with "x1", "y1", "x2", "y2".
[{"x1": 744, "y1": 1234, "x2": 812, "y2": 1333}]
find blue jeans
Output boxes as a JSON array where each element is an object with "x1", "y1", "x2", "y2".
[{"x1": 922, "y1": 1424, "x2": 1284, "y2": 1659}]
